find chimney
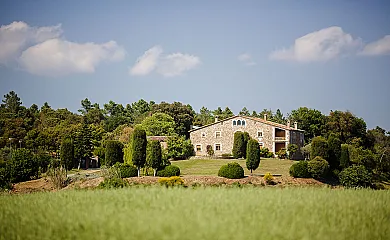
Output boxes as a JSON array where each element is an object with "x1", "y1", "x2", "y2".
[
  {"x1": 264, "y1": 114, "x2": 267, "y2": 121},
  {"x1": 215, "y1": 116, "x2": 219, "y2": 123},
  {"x1": 287, "y1": 120, "x2": 291, "y2": 128},
  {"x1": 294, "y1": 121, "x2": 298, "y2": 130}
]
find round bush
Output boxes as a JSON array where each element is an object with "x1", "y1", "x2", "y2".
[
  {"x1": 339, "y1": 165, "x2": 372, "y2": 188},
  {"x1": 289, "y1": 161, "x2": 310, "y2": 178},
  {"x1": 218, "y1": 162, "x2": 244, "y2": 179},
  {"x1": 7, "y1": 148, "x2": 38, "y2": 183},
  {"x1": 307, "y1": 156, "x2": 329, "y2": 179},
  {"x1": 157, "y1": 165, "x2": 181, "y2": 177},
  {"x1": 118, "y1": 164, "x2": 138, "y2": 178}
]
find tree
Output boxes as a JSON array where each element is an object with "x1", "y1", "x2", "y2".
[
  {"x1": 287, "y1": 144, "x2": 299, "y2": 160},
  {"x1": 1, "y1": 91, "x2": 22, "y2": 116},
  {"x1": 166, "y1": 136, "x2": 194, "y2": 160},
  {"x1": 246, "y1": 139, "x2": 260, "y2": 174},
  {"x1": 326, "y1": 110, "x2": 367, "y2": 144},
  {"x1": 146, "y1": 140, "x2": 162, "y2": 176},
  {"x1": 193, "y1": 107, "x2": 214, "y2": 126},
  {"x1": 242, "y1": 132, "x2": 250, "y2": 158},
  {"x1": 74, "y1": 121, "x2": 93, "y2": 169},
  {"x1": 140, "y1": 113, "x2": 176, "y2": 136},
  {"x1": 60, "y1": 138, "x2": 74, "y2": 171},
  {"x1": 239, "y1": 107, "x2": 250, "y2": 116},
  {"x1": 206, "y1": 145, "x2": 214, "y2": 158},
  {"x1": 105, "y1": 140, "x2": 124, "y2": 166},
  {"x1": 273, "y1": 109, "x2": 286, "y2": 124},
  {"x1": 340, "y1": 144, "x2": 350, "y2": 169},
  {"x1": 232, "y1": 131, "x2": 245, "y2": 159},
  {"x1": 132, "y1": 127, "x2": 147, "y2": 176},
  {"x1": 311, "y1": 136, "x2": 328, "y2": 160},
  {"x1": 222, "y1": 107, "x2": 234, "y2": 119},
  {"x1": 289, "y1": 107, "x2": 326, "y2": 143},
  {"x1": 327, "y1": 133, "x2": 341, "y2": 170},
  {"x1": 6, "y1": 148, "x2": 37, "y2": 183}
]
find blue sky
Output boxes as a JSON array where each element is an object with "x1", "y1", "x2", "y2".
[{"x1": 1, "y1": 0, "x2": 389, "y2": 130}]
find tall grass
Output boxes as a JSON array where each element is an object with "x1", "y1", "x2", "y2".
[{"x1": 1, "y1": 187, "x2": 389, "y2": 240}]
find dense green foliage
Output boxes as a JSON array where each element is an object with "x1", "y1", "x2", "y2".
[
  {"x1": 287, "y1": 144, "x2": 298, "y2": 159},
  {"x1": 311, "y1": 136, "x2": 328, "y2": 160},
  {"x1": 132, "y1": 128, "x2": 147, "y2": 174},
  {"x1": 276, "y1": 148, "x2": 287, "y2": 159},
  {"x1": 6, "y1": 148, "x2": 37, "y2": 183},
  {"x1": 113, "y1": 163, "x2": 138, "y2": 178},
  {"x1": 289, "y1": 161, "x2": 310, "y2": 178},
  {"x1": 339, "y1": 165, "x2": 372, "y2": 188},
  {"x1": 340, "y1": 144, "x2": 350, "y2": 169},
  {"x1": 218, "y1": 162, "x2": 244, "y2": 179},
  {"x1": 166, "y1": 136, "x2": 194, "y2": 160},
  {"x1": 232, "y1": 131, "x2": 245, "y2": 159},
  {"x1": 246, "y1": 139, "x2": 260, "y2": 173},
  {"x1": 206, "y1": 145, "x2": 214, "y2": 157},
  {"x1": 146, "y1": 140, "x2": 162, "y2": 176},
  {"x1": 327, "y1": 133, "x2": 341, "y2": 170},
  {"x1": 307, "y1": 156, "x2": 329, "y2": 179},
  {"x1": 140, "y1": 113, "x2": 176, "y2": 136},
  {"x1": 157, "y1": 165, "x2": 181, "y2": 177},
  {"x1": 60, "y1": 138, "x2": 74, "y2": 171},
  {"x1": 104, "y1": 140, "x2": 124, "y2": 166}
]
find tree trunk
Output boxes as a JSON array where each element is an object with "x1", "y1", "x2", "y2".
[
  {"x1": 250, "y1": 169, "x2": 252, "y2": 175},
  {"x1": 153, "y1": 169, "x2": 156, "y2": 177},
  {"x1": 77, "y1": 159, "x2": 81, "y2": 170},
  {"x1": 137, "y1": 167, "x2": 140, "y2": 177}
]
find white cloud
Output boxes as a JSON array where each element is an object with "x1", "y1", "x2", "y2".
[
  {"x1": 238, "y1": 53, "x2": 256, "y2": 66},
  {"x1": 129, "y1": 45, "x2": 162, "y2": 76},
  {"x1": 360, "y1": 35, "x2": 390, "y2": 56},
  {"x1": 20, "y1": 39, "x2": 125, "y2": 77},
  {"x1": 0, "y1": 21, "x2": 62, "y2": 64},
  {"x1": 0, "y1": 21, "x2": 125, "y2": 76},
  {"x1": 157, "y1": 53, "x2": 200, "y2": 77},
  {"x1": 270, "y1": 26, "x2": 362, "y2": 62},
  {"x1": 129, "y1": 46, "x2": 200, "y2": 77}
]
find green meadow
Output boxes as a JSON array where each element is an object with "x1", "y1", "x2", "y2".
[{"x1": 1, "y1": 187, "x2": 389, "y2": 240}]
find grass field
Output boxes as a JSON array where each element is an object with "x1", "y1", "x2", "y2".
[
  {"x1": 172, "y1": 158, "x2": 294, "y2": 176},
  {"x1": 1, "y1": 187, "x2": 389, "y2": 240}
]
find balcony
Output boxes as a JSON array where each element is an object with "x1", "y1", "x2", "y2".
[{"x1": 274, "y1": 137, "x2": 286, "y2": 141}]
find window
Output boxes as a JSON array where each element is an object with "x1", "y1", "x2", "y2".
[
  {"x1": 259, "y1": 142, "x2": 264, "y2": 148},
  {"x1": 242, "y1": 120, "x2": 246, "y2": 126},
  {"x1": 215, "y1": 143, "x2": 221, "y2": 151},
  {"x1": 257, "y1": 131, "x2": 263, "y2": 138},
  {"x1": 237, "y1": 120, "x2": 241, "y2": 125},
  {"x1": 196, "y1": 145, "x2": 202, "y2": 152},
  {"x1": 201, "y1": 132, "x2": 206, "y2": 138},
  {"x1": 215, "y1": 131, "x2": 221, "y2": 138},
  {"x1": 233, "y1": 120, "x2": 237, "y2": 126}
]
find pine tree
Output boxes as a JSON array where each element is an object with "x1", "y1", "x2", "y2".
[{"x1": 60, "y1": 138, "x2": 74, "y2": 171}]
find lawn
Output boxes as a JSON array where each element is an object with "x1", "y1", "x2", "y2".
[
  {"x1": 1, "y1": 187, "x2": 389, "y2": 240},
  {"x1": 172, "y1": 158, "x2": 294, "y2": 176}
]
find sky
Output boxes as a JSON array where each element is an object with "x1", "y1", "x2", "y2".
[{"x1": 0, "y1": 0, "x2": 389, "y2": 130}]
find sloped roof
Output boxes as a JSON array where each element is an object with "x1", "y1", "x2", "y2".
[{"x1": 189, "y1": 115, "x2": 304, "y2": 132}]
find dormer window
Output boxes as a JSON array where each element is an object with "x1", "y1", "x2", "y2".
[
  {"x1": 237, "y1": 120, "x2": 241, "y2": 125},
  {"x1": 242, "y1": 120, "x2": 246, "y2": 126},
  {"x1": 233, "y1": 120, "x2": 237, "y2": 126}
]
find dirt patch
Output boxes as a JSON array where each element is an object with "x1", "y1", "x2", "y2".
[{"x1": 12, "y1": 178, "x2": 55, "y2": 194}]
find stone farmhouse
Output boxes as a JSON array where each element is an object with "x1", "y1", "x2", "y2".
[{"x1": 189, "y1": 115, "x2": 304, "y2": 159}]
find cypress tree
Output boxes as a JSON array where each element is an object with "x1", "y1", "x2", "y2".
[
  {"x1": 242, "y1": 132, "x2": 250, "y2": 158},
  {"x1": 60, "y1": 138, "x2": 74, "y2": 171},
  {"x1": 246, "y1": 139, "x2": 260, "y2": 174},
  {"x1": 105, "y1": 140, "x2": 124, "y2": 166},
  {"x1": 340, "y1": 144, "x2": 350, "y2": 169},
  {"x1": 311, "y1": 136, "x2": 328, "y2": 160},
  {"x1": 146, "y1": 140, "x2": 162, "y2": 176},
  {"x1": 232, "y1": 131, "x2": 245, "y2": 159},
  {"x1": 132, "y1": 127, "x2": 147, "y2": 176}
]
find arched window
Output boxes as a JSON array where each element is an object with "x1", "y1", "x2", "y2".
[
  {"x1": 233, "y1": 120, "x2": 237, "y2": 126},
  {"x1": 242, "y1": 120, "x2": 246, "y2": 126},
  {"x1": 237, "y1": 120, "x2": 241, "y2": 125}
]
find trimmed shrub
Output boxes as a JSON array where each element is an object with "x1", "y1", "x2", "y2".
[
  {"x1": 307, "y1": 156, "x2": 329, "y2": 179},
  {"x1": 287, "y1": 144, "x2": 299, "y2": 159},
  {"x1": 113, "y1": 163, "x2": 138, "y2": 178},
  {"x1": 340, "y1": 144, "x2": 350, "y2": 169},
  {"x1": 289, "y1": 161, "x2": 310, "y2": 178},
  {"x1": 232, "y1": 132, "x2": 245, "y2": 159},
  {"x1": 218, "y1": 162, "x2": 244, "y2": 179},
  {"x1": 158, "y1": 176, "x2": 184, "y2": 187},
  {"x1": 206, "y1": 145, "x2": 214, "y2": 157},
  {"x1": 105, "y1": 140, "x2": 124, "y2": 166},
  {"x1": 7, "y1": 148, "x2": 38, "y2": 183},
  {"x1": 60, "y1": 138, "x2": 74, "y2": 171},
  {"x1": 339, "y1": 165, "x2": 372, "y2": 188},
  {"x1": 327, "y1": 133, "x2": 341, "y2": 170},
  {"x1": 263, "y1": 172, "x2": 275, "y2": 185},
  {"x1": 132, "y1": 127, "x2": 147, "y2": 175},
  {"x1": 99, "y1": 178, "x2": 128, "y2": 188},
  {"x1": 266, "y1": 152, "x2": 274, "y2": 158},
  {"x1": 147, "y1": 140, "x2": 162, "y2": 176},
  {"x1": 246, "y1": 139, "x2": 260, "y2": 173},
  {"x1": 277, "y1": 148, "x2": 287, "y2": 159},
  {"x1": 259, "y1": 147, "x2": 270, "y2": 158},
  {"x1": 157, "y1": 165, "x2": 180, "y2": 177},
  {"x1": 311, "y1": 136, "x2": 328, "y2": 160},
  {"x1": 242, "y1": 132, "x2": 250, "y2": 158}
]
